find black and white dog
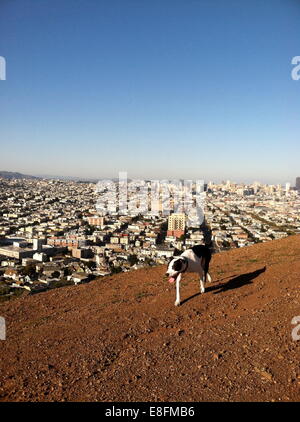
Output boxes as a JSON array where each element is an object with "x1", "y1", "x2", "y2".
[{"x1": 166, "y1": 245, "x2": 212, "y2": 306}]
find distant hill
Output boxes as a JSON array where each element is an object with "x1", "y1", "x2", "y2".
[
  {"x1": 0, "y1": 171, "x2": 123, "y2": 182},
  {"x1": 34, "y1": 174, "x2": 100, "y2": 182},
  {"x1": 0, "y1": 235, "x2": 300, "y2": 401},
  {"x1": 0, "y1": 171, "x2": 39, "y2": 180}
]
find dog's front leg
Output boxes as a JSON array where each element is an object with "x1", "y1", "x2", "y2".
[
  {"x1": 175, "y1": 273, "x2": 182, "y2": 306},
  {"x1": 199, "y1": 272, "x2": 205, "y2": 294}
]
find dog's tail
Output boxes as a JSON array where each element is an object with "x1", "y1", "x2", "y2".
[
  {"x1": 212, "y1": 235, "x2": 222, "y2": 252},
  {"x1": 205, "y1": 233, "x2": 222, "y2": 254},
  {"x1": 202, "y1": 221, "x2": 222, "y2": 254}
]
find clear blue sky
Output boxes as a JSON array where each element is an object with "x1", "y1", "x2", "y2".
[{"x1": 0, "y1": 0, "x2": 299, "y2": 184}]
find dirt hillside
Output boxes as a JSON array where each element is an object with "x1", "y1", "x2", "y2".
[{"x1": 0, "y1": 236, "x2": 300, "y2": 402}]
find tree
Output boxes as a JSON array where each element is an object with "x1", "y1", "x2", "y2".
[
  {"x1": 128, "y1": 254, "x2": 138, "y2": 266},
  {"x1": 144, "y1": 257, "x2": 154, "y2": 266},
  {"x1": 160, "y1": 222, "x2": 168, "y2": 232},
  {"x1": 84, "y1": 224, "x2": 94, "y2": 235},
  {"x1": 23, "y1": 264, "x2": 36, "y2": 278},
  {"x1": 156, "y1": 221, "x2": 168, "y2": 244},
  {"x1": 111, "y1": 266, "x2": 122, "y2": 274},
  {"x1": 86, "y1": 261, "x2": 96, "y2": 270},
  {"x1": 0, "y1": 285, "x2": 10, "y2": 296}
]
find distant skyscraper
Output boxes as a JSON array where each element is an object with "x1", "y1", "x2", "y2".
[
  {"x1": 253, "y1": 182, "x2": 260, "y2": 194},
  {"x1": 33, "y1": 238, "x2": 45, "y2": 252},
  {"x1": 168, "y1": 213, "x2": 185, "y2": 231},
  {"x1": 87, "y1": 216, "x2": 104, "y2": 227},
  {"x1": 167, "y1": 213, "x2": 186, "y2": 238},
  {"x1": 296, "y1": 177, "x2": 300, "y2": 191}
]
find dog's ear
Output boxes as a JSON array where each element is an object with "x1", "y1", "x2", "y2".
[{"x1": 173, "y1": 248, "x2": 181, "y2": 256}]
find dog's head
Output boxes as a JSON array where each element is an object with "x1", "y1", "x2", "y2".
[{"x1": 166, "y1": 256, "x2": 187, "y2": 283}]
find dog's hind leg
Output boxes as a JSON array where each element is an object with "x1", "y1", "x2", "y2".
[
  {"x1": 175, "y1": 273, "x2": 182, "y2": 306},
  {"x1": 199, "y1": 278, "x2": 205, "y2": 294},
  {"x1": 202, "y1": 256, "x2": 212, "y2": 283},
  {"x1": 199, "y1": 271, "x2": 205, "y2": 294}
]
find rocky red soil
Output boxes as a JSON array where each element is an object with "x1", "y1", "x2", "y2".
[{"x1": 0, "y1": 236, "x2": 300, "y2": 402}]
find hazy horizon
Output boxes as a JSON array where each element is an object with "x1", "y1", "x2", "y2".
[{"x1": 0, "y1": 168, "x2": 297, "y2": 186}]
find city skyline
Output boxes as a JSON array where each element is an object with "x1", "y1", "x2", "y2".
[
  {"x1": 0, "y1": 1, "x2": 300, "y2": 183},
  {"x1": 0, "y1": 168, "x2": 299, "y2": 187}
]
